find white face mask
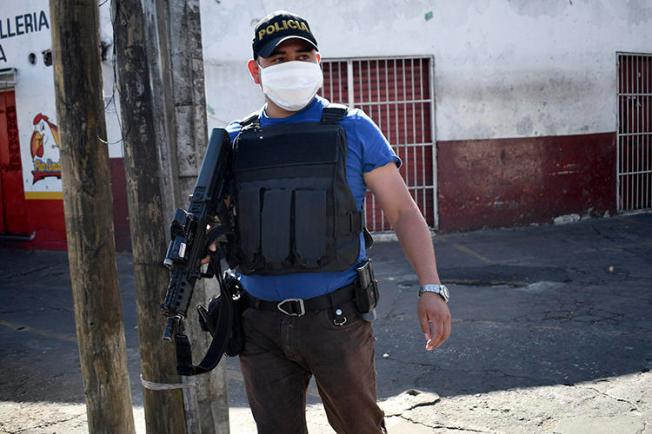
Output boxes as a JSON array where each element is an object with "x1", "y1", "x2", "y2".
[{"x1": 259, "y1": 61, "x2": 324, "y2": 112}]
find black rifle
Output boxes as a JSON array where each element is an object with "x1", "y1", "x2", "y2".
[{"x1": 161, "y1": 128, "x2": 238, "y2": 376}]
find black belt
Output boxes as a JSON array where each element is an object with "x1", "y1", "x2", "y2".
[{"x1": 245, "y1": 281, "x2": 357, "y2": 317}]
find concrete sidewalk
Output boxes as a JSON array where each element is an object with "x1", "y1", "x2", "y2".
[{"x1": 0, "y1": 213, "x2": 651, "y2": 433}]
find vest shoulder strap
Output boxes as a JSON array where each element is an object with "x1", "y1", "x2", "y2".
[
  {"x1": 238, "y1": 111, "x2": 260, "y2": 129},
  {"x1": 320, "y1": 103, "x2": 348, "y2": 124}
]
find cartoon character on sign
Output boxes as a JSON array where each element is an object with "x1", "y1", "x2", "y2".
[{"x1": 30, "y1": 113, "x2": 62, "y2": 184}]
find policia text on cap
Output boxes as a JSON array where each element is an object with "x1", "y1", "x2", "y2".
[{"x1": 202, "y1": 10, "x2": 451, "y2": 434}]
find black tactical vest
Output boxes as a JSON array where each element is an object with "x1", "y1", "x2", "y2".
[{"x1": 231, "y1": 104, "x2": 364, "y2": 275}]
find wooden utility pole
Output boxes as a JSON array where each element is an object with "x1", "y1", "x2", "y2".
[
  {"x1": 49, "y1": 1, "x2": 136, "y2": 433},
  {"x1": 151, "y1": 1, "x2": 230, "y2": 432},
  {"x1": 111, "y1": 0, "x2": 188, "y2": 433}
]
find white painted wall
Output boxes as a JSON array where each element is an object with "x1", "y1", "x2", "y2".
[
  {"x1": 4, "y1": 0, "x2": 652, "y2": 197},
  {"x1": 1, "y1": 0, "x2": 122, "y2": 197},
  {"x1": 2, "y1": 1, "x2": 60, "y2": 197},
  {"x1": 199, "y1": 0, "x2": 652, "y2": 141}
]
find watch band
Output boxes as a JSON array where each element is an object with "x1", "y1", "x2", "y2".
[{"x1": 418, "y1": 284, "x2": 450, "y2": 303}]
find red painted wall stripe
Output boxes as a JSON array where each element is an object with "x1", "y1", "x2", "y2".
[
  {"x1": 0, "y1": 158, "x2": 130, "y2": 251},
  {"x1": 437, "y1": 132, "x2": 617, "y2": 232}
]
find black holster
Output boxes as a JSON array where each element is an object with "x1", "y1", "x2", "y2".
[
  {"x1": 197, "y1": 272, "x2": 246, "y2": 357},
  {"x1": 354, "y1": 259, "x2": 379, "y2": 314}
]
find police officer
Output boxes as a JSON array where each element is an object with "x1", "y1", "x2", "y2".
[{"x1": 222, "y1": 10, "x2": 451, "y2": 434}]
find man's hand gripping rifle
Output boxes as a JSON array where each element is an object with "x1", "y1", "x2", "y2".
[{"x1": 160, "y1": 128, "x2": 239, "y2": 376}]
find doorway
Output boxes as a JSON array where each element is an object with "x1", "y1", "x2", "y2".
[
  {"x1": 0, "y1": 90, "x2": 30, "y2": 235},
  {"x1": 617, "y1": 52, "x2": 652, "y2": 212},
  {"x1": 320, "y1": 56, "x2": 437, "y2": 231}
]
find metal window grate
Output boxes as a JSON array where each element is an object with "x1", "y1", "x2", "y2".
[
  {"x1": 0, "y1": 68, "x2": 17, "y2": 89},
  {"x1": 320, "y1": 57, "x2": 437, "y2": 231},
  {"x1": 617, "y1": 52, "x2": 652, "y2": 213}
]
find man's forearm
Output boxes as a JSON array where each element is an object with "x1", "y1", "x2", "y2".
[{"x1": 393, "y1": 208, "x2": 440, "y2": 285}]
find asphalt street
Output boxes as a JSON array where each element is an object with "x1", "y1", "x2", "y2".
[{"x1": 0, "y1": 213, "x2": 650, "y2": 433}]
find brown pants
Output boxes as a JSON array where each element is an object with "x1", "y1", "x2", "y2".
[{"x1": 238, "y1": 299, "x2": 387, "y2": 434}]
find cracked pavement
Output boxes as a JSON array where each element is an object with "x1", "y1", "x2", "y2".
[{"x1": 0, "y1": 213, "x2": 651, "y2": 433}]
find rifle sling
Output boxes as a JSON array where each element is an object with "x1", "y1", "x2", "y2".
[{"x1": 174, "y1": 254, "x2": 233, "y2": 376}]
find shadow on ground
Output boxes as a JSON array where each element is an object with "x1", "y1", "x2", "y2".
[{"x1": 0, "y1": 214, "x2": 650, "y2": 406}]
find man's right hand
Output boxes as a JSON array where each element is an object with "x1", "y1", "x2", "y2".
[{"x1": 201, "y1": 241, "x2": 218, "y2": 265}]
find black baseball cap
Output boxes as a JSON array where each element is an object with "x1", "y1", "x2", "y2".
[{"x1": 252, "y1": 11, "x2": 318, "y2": 59}]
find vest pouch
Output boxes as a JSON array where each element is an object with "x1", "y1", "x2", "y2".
[
  {"x1": 237, "y1": 185, "x2": 262, "y2": 270},
  {"x1": 293, "y1": 189, "x2": 329, "y2": 268},
  {"x1": 260, "y1": 188, "x2": 292, "y2": 271}
]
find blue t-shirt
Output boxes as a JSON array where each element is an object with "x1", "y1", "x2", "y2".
[{"x1": 226, "y1": 95, "x2": 401, "y2": 301}]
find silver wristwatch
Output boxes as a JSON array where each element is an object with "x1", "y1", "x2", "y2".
[{"x1": 418, "y1": 284, "x2": 450, "y2": 303}]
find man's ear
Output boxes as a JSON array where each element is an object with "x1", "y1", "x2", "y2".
[
  {"x1": 316, "y1": 52, "x2": 321, "y2": 64},
  {"x1": 247, "y1": 59, "x2": 262, "y2": 85}
]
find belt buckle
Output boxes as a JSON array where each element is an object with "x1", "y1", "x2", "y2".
[{"x1": 277, "y1": 298, "x2": 305, "y2": 317}]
